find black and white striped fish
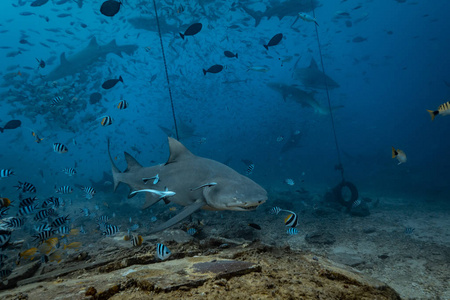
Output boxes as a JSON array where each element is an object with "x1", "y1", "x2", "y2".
[
  {"x1": 246, "y1": 163, "x2": 255, "y2": 175},
  {"x1": 34, "y1": 223, "x2": 52, "y2": 233},
  {"x1": 19, "y1": 196, "x2": 37, "y2": 207},
  {"x1": 156, "y1": 243, "x2": 171, "y2": 260},
  {"x1": 53, "y1": 143, "x2": 68, "y2": 153},
  {"x1": 0, "y1": 269, "x2": 12, "y2": 280},
  {"x1": 351, "y1": 199, "x2": 361, "y2": 209},
  {"x1": 284, "y1": 213, "x2": 298, "y2": 228},
  {"x1": 42, "y1": 197, "x2": 63, "y2": 208},
  {"x1": 50, "y1": 96, "x2": 63, "y2": 107},
  {"x1": 97, "y1": 215, "x2": 109, "y2": 223},
  {"x1": 15, "y1": 181, "x2": 36, "y2": 193},
  {"x1": 0, "y1": 169, "x2": 14, "y2": 178},
  {"x1": 131, "y1": 235, "x2": 143, "y2": 247},
  {"x1": 3, "y1": 217, "x2": 24, "y2": 229},
  {"x1": 32, "y1": 230, "x2": 54, "y2": 242},
  {"x1": 57, "y1": 226, "x2": 71, "y2": 235},
  {"x1": 117, "y1": 100, "x2": 128, "y2": 110},
  {"x1": 0, "y1": 230, "x2": 12, "y2": 248},
  {"x1": 55, "y1": 185, "x2": 73, "y2": 194},
  {"x1": 62, "y1": 167, "x2": 76, "y2": 176},
  {"x1": 287, "y1": 228, "x2": 299, "y2": 235},
  {"x1": 34, "y1": 209, "x2": 52, "y2": 221},
  {"x1": 0, "y1": 207, "x2": 9, "y2": 217},
  {"x1": 100, "y1": 115, "x2": 113, "y2": 126},
  {"x1": 102, "y1": 224, "x2": 119, "y2": 236},
  {"x1": 81, "y1": 186, "x2": 96, "y2": 199},
  {"x1": 17, "y1": 204, "x2": 38, "y2": 216},
  {"x1": 51, "y1": 215, "x2": 70, "y2": 228},
  {"x1": 269, "y1": 206, "x2": 282, "y2": 215},
  {"x1": 404, "y1": 227, "x2": 415, "y2": 235}
]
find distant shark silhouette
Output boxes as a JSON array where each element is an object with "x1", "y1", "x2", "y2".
[
  {"x1": 158, "y1": 119, "x2": 197, "y2": 140},
  {"x1": 43, "y1": 37, "x2": 138, "y2": 81},
  {"x1": 108, "y1": 137, "x2": 267, "y2": 233},
  {"x1": 294, "y1": 58, "x2": 340, "y2": 90},
  {"x1": 268, "y1": 82, "x2": 343, "y2": 115},
  {"x1": 239, "y1": 0, "x2": 319, "y2": 27}
]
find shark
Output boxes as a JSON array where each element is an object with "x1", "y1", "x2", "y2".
[
  {"x1": 294, "y1": 58, "x2": 340, "y2": 90},
  {"x1": 108, "y1": 137, "x2": 267, "y2": 233},
  {"x1": 239, "y1": 0, "x2": 320, "y2": 27},
  {"x1": 43, "y1": 37, "x2": 138, "y2": 81}
]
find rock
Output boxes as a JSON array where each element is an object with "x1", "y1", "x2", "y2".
[
  {"x1": 363, "y1": 227, "x2": 376, "y2": 234},
  {"x1": 305, "y1": 231, "x2": 336, "y2": 245},
  {"x1": 329, "y1": 252, "x2": 365, "y2": 267},
  {"x1": 160, "y1": 229, "x2": 193, "y2": 244}
]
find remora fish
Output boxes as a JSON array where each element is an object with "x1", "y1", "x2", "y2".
[
  {"x1": 108, "y1": 137, "x2": 267, "y2": 233},
  {"x1": 44, "y1": 37, "x2": 138, "y2": 81}
]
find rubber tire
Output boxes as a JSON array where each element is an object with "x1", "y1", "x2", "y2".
[{"x1": 333, "y1": 181, "x2": 359, "y2": 210}]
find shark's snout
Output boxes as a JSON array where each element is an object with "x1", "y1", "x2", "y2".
[{"x1": 225, "y1": 197, "x2": 266, "y2": 211}]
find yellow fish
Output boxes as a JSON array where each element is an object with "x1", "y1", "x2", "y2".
[
  {"x1": 169, "y1": 207, "x2": 177, "y2": 211},
  {"x1": 39, "y1": 237, "x2": 59, "y2": 254},
  {"x1": 392, "y1": 146, "x2": 407, "y2": 165},
  {"x1": 47, "y1": 250, "x2": 63, "y2": 263},
  {"x1": 70, "y1": 228, "x2": 80, "y2": 236},
  {"x1": 63, "y1": 242, "x2": 82, "y2": 250},
  {"x1": 19, "y1": 247, "x2": 38, "y2": 260},
  {"x1": 427, "y1": 101, "x2": 450, "y2": 121}
]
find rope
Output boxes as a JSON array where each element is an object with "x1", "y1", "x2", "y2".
[
  {"x1": 311, "y1": 6, "x2": 345, "y2": 182},
  {"x1": 152, "y1": 0, "x2": 179, "y2": 140}
]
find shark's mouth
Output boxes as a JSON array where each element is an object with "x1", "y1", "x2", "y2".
[{"x1": 226, "y1": 201, "x2": 265, "y2": 211}]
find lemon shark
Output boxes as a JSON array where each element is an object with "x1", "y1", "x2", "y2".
[
  {"x1": 44, "y1": 37, "x2": 138, "y2": 81},
  {"x1": 108, "y1": 137, "x2": 267, "y2": 233}
]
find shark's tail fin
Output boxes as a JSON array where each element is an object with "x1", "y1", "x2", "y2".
[{"x1": 107, "y1": 138, "x2": 121, "y2": 191}]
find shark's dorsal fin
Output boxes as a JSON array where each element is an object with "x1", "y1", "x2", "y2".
[
  {"x1": 88, "y1": 37, "x2": 98, "y2": 48},
  {"x1": 165, "y1": 137, "x2": 194, "y2": 165},
  {"x1": 60, "y1": 53, "x2": 69, "y2": 65},
  {"x1": 309, "y1": 58, "x2": 318, "y2": 69},
  {"x1": 124, "y1": 152, "x2": 143, "y2": 172}
]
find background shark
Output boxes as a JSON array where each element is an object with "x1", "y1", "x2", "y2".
[
  {"x1": 294, "y1": 58, "x2": 340, "y2": 90},
  {"x1": 43, "y1": 37, "x2": 138, "y2": 81},
  {"x1": 239, "y1": 0, "x2": 320, "y2": 27},
  {"x1": 109, "y1": 137, "x2": 267, "y2": 233}
]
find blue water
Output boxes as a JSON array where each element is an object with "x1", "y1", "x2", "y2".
[{"x1": 0, "y1": 0, "x2": 449, "y2": 280}]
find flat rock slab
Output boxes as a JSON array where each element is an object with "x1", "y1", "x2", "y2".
[{"x1": 0, "y1": 256, "x2": 259, "y2": 300}]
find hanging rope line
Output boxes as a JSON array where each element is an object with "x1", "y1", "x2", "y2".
[
  {"x1": 152, "y1": 0, "x2": 179, "y2": 140},
  {"x1": 311, "y1": 7, "x2": 345, "y2": 182}
]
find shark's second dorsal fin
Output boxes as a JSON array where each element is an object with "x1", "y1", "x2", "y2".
[
  {"x1": 165, "y1": 137, "x2": 194, "y2": 165},
  {"x1": 89, "y1": 37, "x2": 98, "y2": 48},
  {"x1": 309, "y1": 58, "x2": 318, "y2": 69},
  {"x1": 124, "y1": 152, "x2": 143, "y2": 172},
  {"x1": 60, "y1": 53, "x2": 69, "y2": 65}
]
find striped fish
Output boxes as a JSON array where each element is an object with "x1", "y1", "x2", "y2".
[
  {"x1": 269, "y1": 206, "x2": 282, "y2": 215},
  {"x1": 117, "y1": 100, "x2": 128, "y2": 110},
  {"x1": 131, "y1": 235, "x2": 143, "y2": 247},
  {"x1": 246, "y1": 163, "x2": 255, "y2": 175},
  {"x1": 53, "y1": 143, "x2": 68, "y2": 153},
  {"x1": 17, "y1": 204, "x2": 38, "y2": 216},
  {"x1": 4, "y1": 217, "x2": 24, "y2": 229},
  {"x1": 351, "y1": 199, "x2": 361, "y2": 209},
  {"x1": 57, "y1": 226, "x2": 71, "y2": 235},
  {"x1": 0, "y1": 169, "x2": 14, "y2": 178},
  {"x1": 0, "y1": 231, "x2": 11, "y2": 248},
  {"x1": 55, "y1": 185, "x2": 73, "y2": 194},
  {"x1": 427, "y1": 101, "x2": 450, "y2": 121},
  {"x1": 42, "y1": 197, "x2": 62, "y2": 208},
  {"x1": 102, "y1": 224, "x2": 119, "y2": 236},
  {"x1": 15, "y1": 181, "x2": 36, "y2": 193},
  {"x1": 50, "y1": 215, "x2": 70, "y2": 228},
  {"x1": 0, "y1": 207, "x2": 9, "y2": 217},
  {"x1": 50, "y1": 96, "x2": 63, "y2": 107},
  {"x1": 97, "y1": 215, "x2": 109, "y2": 223},
  {"x1": 32, "y1": 230, "x2": 54, "y2": 241},
  {"x1": 100, "y1": 116, "x2": 113, "y2": 126},
  {"x1": 81, "y1": 186, "x2": 96, "y2": 199},
  {"x1": 19, "y1": 196, "x2": 37, "y2": 207},
  {"x1": 287, "y1": 228, "x2": 299, "y2": 235},
  {"x1": 34, "y1": 223, "x2": 52, "y2": 232},
  {"x1": 156, "y1": 243, "x2": 171, "y2": 260},
  {"x1": 0, "y1": 269, "x2": 12, "y2": 280},
  {"x1": 404, "y1": 227, "x2": 415, "y2": 235},
  {"x1": 62, "y1": 167, "x2": 76, "y2": 176},
  {"x1": 284, "y1": 213, "x2": 298, "y2": 228},
  {"x1": 187, "y1": 228, "x2": 197, "y2": 236}
]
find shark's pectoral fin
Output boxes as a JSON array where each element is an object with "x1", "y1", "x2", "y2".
[
  {"x1": 148, "y1": 199, "x2": 205, "y2": 234},
  {"x1": 141, "y1": 193, "x2": 160, "y2": 209}
]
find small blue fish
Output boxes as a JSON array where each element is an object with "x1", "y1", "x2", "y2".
[
  {"x1": 143, "y1": 174, "x2": 159, "y2": 185},
  {"x1": 404, "y1": 227, "x2": 415, "y2": 235},
  {"x1": 62, "y1": 167, "x2": 76, "y2": 176},
  {"x1": 187, "y1": 228, "x2": 197, "y2": 236},
  {"x1": 269, "y1": 206, "x2": 282, "y2": 215},
  {"x1": 156, "y1": 243, "x2": 171, "y2": 260},
  {"x1": 287, "y1": 228, "x2": 299, "y2": 235},
  {"x1": 351, "y1": 199, "x2": 361, "y2": 209},
  {"x1": 246, "y1": 164, "x2": 254, "y2": 175}
]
